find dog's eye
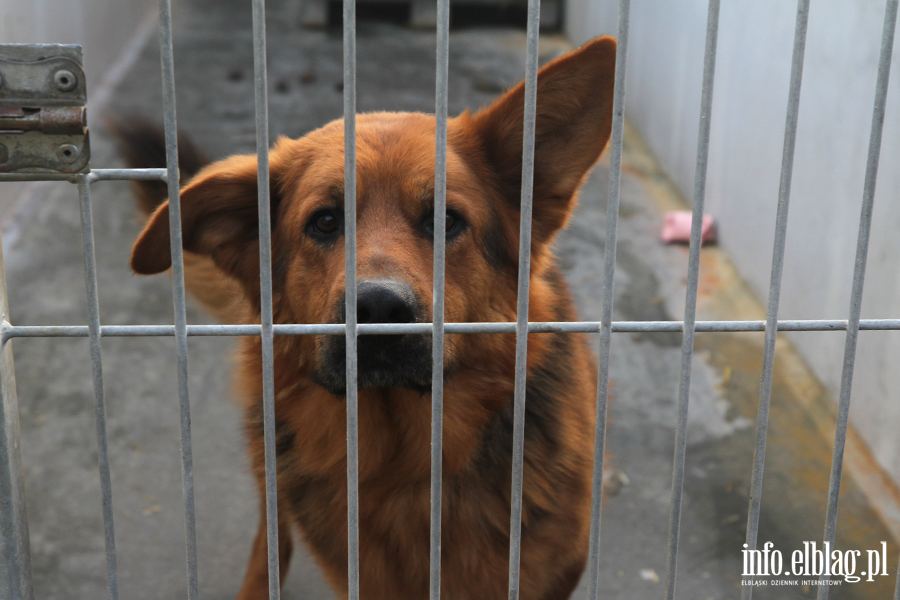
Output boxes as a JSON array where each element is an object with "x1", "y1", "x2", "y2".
[
  {"x1": 315, "y1": 213, "x2": 339, "y2": 233},
  {"x1": 445, "y1": 212, "x2": 459, "y2": 232},
  {"x1": 307, "y1": 209, "x2": 343, "y2": 239},
  {"x1": 423, "y1": 209, "x2": 466, "y2": 241}
]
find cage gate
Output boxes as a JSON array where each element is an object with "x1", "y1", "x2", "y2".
[{"x1": 1, "y1": 0, "x2": 899, "y2": 599}]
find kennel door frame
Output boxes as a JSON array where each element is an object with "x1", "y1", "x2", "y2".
[{"x1": 0, "y1": 0, "x2": 899, "y2": 599}]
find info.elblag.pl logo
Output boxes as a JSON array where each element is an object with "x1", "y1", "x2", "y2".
[{"x1": 742, "y1": 542, "x2": 891, "y2": 587}]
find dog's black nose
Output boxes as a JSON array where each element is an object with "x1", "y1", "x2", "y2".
[{"x1": 356, "y1": 279, "x2": 417, "y2": 324}]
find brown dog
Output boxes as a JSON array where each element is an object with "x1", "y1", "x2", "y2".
[{"x1": 120, "y1": 36, "x2": 616, "y2": 600}]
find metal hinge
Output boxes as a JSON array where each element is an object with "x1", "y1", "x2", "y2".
[{"x1": 0, "y1": 44, "x2": 89, "y2": 174}]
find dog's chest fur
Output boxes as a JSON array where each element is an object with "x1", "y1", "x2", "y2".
[{"x1": 239, "y1": 296, "x2": 594, "y2": 599}]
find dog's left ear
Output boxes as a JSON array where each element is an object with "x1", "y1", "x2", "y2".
[
  {"x1": 130, "y1": 153, "x2": 284, "y2": 307},
  {"x1": 468, "y1": 36, "x2": 617, "y2": 245}
]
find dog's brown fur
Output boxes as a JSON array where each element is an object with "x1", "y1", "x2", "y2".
[{"x1": 121, "y1": 37, "x2": 616, "y2": 600}]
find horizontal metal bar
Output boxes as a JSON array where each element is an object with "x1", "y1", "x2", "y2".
[
  {"x1": 88, "y1": 169, "x2": 168, "y2": 182},
  {"x1": 0, "y1": 168, "x2": 166, "y2": 183},
  {"x1": 6, "y1": 319, "x2": 900, "y2": 340}
]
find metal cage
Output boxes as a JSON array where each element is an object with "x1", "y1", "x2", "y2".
[{"x1": 1, "y1": 0, "x2": 899, "y2": 599}]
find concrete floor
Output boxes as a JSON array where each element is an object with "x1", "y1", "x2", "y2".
[{"x1": 2, "y1": 0, "x2": 898, "y2": 598}]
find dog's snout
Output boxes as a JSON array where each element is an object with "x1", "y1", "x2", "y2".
[
  {"x1": 356, "y1": 279, "x2": 417, "y2": 324},
  {"x1": 318, "y1": 279, "x2": 430, "y2": 393}
]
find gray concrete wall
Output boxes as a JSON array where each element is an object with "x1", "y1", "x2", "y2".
[{"x1": 565, "y1": 0, "x2": 900, "y2": 487}]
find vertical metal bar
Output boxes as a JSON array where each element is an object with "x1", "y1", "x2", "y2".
[
  {"x1": 507, "y1": 0, "x2": 540, "y2": 598},
  {"x1": 817, "y1": 1, "x2": 898, "y2": 597},
  {"x1": 343, "y1": 0, "x2": 360, "y2": 598},
  {"x1": 0, "y1": 228, "x2": 34, "y2": 600},
  {"x1": 250, "y1": 0, "x2": 281, "y2": 598},
  {"x1": 76, "y1": 176, "x2": 119, "y2": 600},
  {"x1": 585, "y1": 1, "x2": 630, "y2": 599},
  {"x1": 741, "y1": 3, "x2": 809, "y2": 598},
  {"x1": 895, "y1": 551, "x2": 900, "y2": 600},
  {"x1": 663, "y1": 1, "x2": 720, "y2": 599},
  {"x1": 430, "y1": 0, "x2": 450, "y2": 598},
  {"x1": 158, "y1": 1, "x2": 200, "y2": 597}
]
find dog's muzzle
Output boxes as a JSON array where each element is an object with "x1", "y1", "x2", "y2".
[{"x1": 313, "y1": 279, "x2": 433, "y2": 395}]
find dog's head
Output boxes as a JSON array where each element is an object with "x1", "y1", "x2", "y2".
[{"x1": 129, "y1": 37, "x2": 616, "y2": 396}]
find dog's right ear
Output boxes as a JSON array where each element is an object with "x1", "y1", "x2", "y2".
[
  {"x1": 130, "y1": 154, "x2": 274, "y2": 291},
  {"x1": 466, "y1": 36, "x2": 617, "y2": 247}
]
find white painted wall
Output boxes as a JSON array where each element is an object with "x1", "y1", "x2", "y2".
[
  {"x1": 0, "y1": 0, "x2": 154, "y2": 93},
  {"x1": 566, "y1": 0, "x2": 900, "y2": 485},
  {"x1": 0, "y1": 0, "x2": 155, "y2": 219}
]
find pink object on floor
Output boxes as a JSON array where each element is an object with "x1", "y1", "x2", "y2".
[{"x1": 661, "y1": 210, "x2": 717, "y2": 244}]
